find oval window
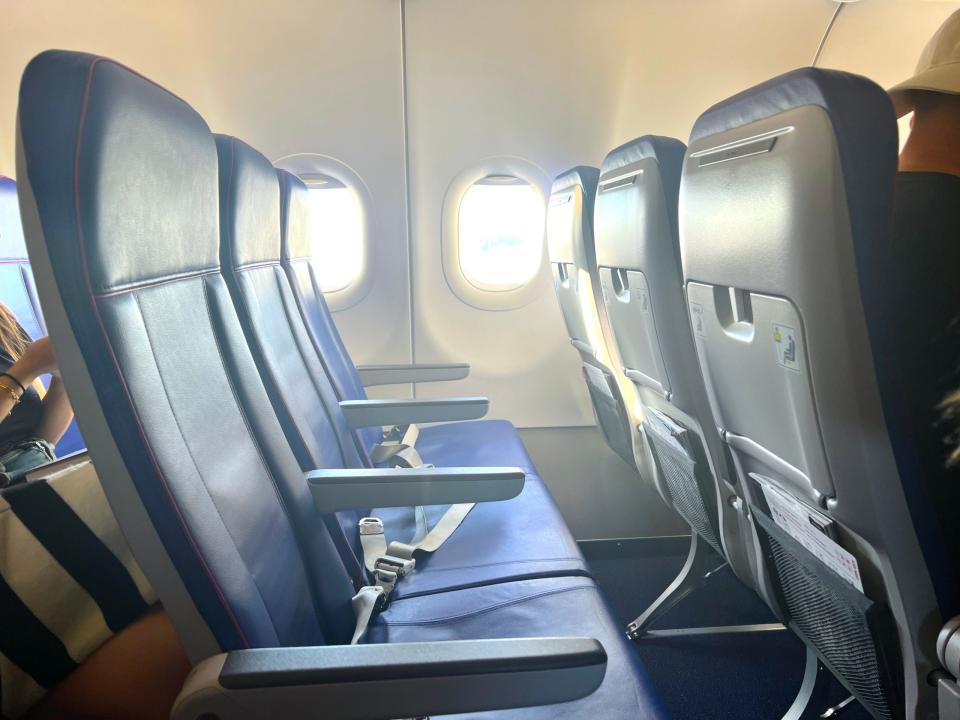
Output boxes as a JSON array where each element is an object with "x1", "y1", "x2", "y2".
[
  {"x1": 301, "y1": 173, "x2": 364, "y2": 293},
  {"x1": 457, "y1": 175, "x2": 545, "y2": 291}
]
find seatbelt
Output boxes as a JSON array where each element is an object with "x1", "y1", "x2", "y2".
[
  {"x1": 358, "y1": 504, "x2": 476, "y2": 574},
  {"x1": 369, "y1": 424, "x2": 421, "y2": 466},
  {"x1": 351, "y1": 505, "x2": 477, "y2": 644}
]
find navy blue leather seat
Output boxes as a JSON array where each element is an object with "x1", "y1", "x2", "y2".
[
  {"x1": 275, "y1": 170, "x2": 538, "y2": 476},
  {"x1": 217, "y1": 137, "x2": 587, "y2": 599},
  {"x1": 0, "y1": 177, "x2": 84, "y2": 456},
  {"x1": 17, "y1": 50, "x2": 666, "y2": 720}
]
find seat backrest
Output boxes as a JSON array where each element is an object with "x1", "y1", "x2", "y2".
[
  {"x1": 593, "y1": 137, "x2": 749, "y2": 573},
  {"x1": 277, "y1": 170, "x2": 381, "y2": 460},
  {"x1": 546, "y1": 167, "x2": 638, "y2": 469},
  {"x1": 681, "y1": 67, "x2": 944, "y2": 719},
  {"x1": 17, "y1": 51, "x2": 357, "y2": 656},
  {"x1": 216, "y1": 135, "x2": 369, "y2": 581},
  {"x1": 0, "y1": 177, "x2": 85, "y2": 456}
]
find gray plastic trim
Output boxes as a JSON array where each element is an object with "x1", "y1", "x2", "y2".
[
  {"x1": 172, "y1": 638, "x2": 607, "y2": 720},
  {"x1": 307, "y1": 466, "x2": 524, "y2": 512},
  {"x1": 623, "y1": 367, "x2": 668, "y2": 399},
  {"x1": 355, "y1": 363, "x2": 470, "y2": 387},
  {"x1": 339, "y1": 397, "x2": 489, "y2": 428}
]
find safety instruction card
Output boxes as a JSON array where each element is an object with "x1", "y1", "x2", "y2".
[{"x1": 752, "y1": 474, "x2": 864, "y2": 593}]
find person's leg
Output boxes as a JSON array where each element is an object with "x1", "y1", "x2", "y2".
[{"x1": 25, "y1": 605, "x2": 191, "y2": 720}]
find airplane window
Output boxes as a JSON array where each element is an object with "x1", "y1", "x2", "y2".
[
  {"x1": 303, "y1": 174, "x2": 364, "y2": 293},
  {"x1": 458, "y1": 176, "x2": 545, "y2": 290}
]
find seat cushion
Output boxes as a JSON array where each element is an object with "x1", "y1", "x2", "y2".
[
  {"x1": 369, "y1": 575, "x2": 666, "y2": 720},
  {"x1": 376, "y1": 474, "x2": 589, "y2": 599},
  {"x1": 415, "y1": 419, "x2": 538, "y2": 475}
]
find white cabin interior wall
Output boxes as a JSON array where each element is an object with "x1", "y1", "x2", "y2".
[
  {"x1": 0, "y1": 0, "x2": 412, "y2": 392},
  {"x1": 3, "y1": 0, "x2": 958, "y2": 539}
]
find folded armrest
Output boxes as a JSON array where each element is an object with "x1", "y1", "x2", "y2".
[
  {"x1": 355, "y1": 363, "x2": 470, "y2": 387},
  {"x1": 308, "y1": 466, "x2": 524, "y2": 512},
  {"x1": 172, "y1": 638, "x2": 607, "y2": 720},
  {"x1": 339, "y1": 397, "x2": 488, "y2": 428}
]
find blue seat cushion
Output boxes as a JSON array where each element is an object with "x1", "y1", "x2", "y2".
[
  {"x1": 374, "y1": 474, "x2": 588, "y2": 599},
  {"x1": 369, "y1": 575, "x2": 667, "y2": 720},
  {"x1": 415, "y1": 419, "x2": 538, "y2": 475}
]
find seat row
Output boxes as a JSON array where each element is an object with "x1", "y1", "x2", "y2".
[
  {"x1": 15, "y1": 50, "x2": 665, "y2": 719},
  {"x1": 546, "y1": 70, "x2": 959, "y2": 718}
]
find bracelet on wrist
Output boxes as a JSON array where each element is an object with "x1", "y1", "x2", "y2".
[{"x1": 0, "y1": 373, "x2": 26, "y2": 394}]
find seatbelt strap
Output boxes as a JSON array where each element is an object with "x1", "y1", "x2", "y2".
[
  {"x1": 350, "y1": 585, "x2": 386, "y2": 644},
  {"x1": 358, "y1": 503, "x2": 476, "y2": 573},
  {"x1": 369, "y1": 424, "x2": 421, "y2": 465}
]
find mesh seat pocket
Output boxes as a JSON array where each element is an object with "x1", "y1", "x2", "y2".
[{"x1": 753, "y1": 507, "x2": 903, "y2": 720}]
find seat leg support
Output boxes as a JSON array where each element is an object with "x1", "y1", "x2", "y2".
[{"x1": 626, "y1": 532, "x2": 727, "y2": 640}]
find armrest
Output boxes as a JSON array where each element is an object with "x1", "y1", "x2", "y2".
[
  {"x1": 356, "y1": 363, "x2": 470, "y2": 387},
  {"x1": 339, "y1": 397, "x2": 488, "y2": 428},
  {"x1": 172, "y1": 638, "x2": 607, "y2": 720},
  {"x1": 308, "y1": 466, "x2": 524, "y2": 512}
]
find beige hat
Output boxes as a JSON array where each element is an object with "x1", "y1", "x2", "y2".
[{"x1": 889, "y1": 9, "x2": 960, "y2": 116}]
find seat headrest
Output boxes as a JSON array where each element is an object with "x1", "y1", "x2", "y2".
[
  {"x1": 277, "y1": 169, "x2": 312, "y2": 263},
  {"x1": 0, "y1": 177, "x2": 27, "y2": 261},
  {"x1": 18, "y1": 51, "x2": 219, "y2": 295},
  {"x1": 689, "y1": 67, "x2": 897, "y2": 261},
  {"x1": 600, "y1": 136, "x2": 686, "y2": 179},
  {"x1": 215, "y1": 135, "x2": 282, "y2": 270},
  {"x1": 550, "y1": 166, "x2": 599, "y2": 200}
]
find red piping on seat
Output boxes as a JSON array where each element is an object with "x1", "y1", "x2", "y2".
[{"x1": 72, "y1": 56, "x2": 250, "y2": 649}]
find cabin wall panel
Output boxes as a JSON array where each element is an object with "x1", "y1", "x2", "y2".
[{"x1": 1, "y1": 0, "x2": 411, "y2": 387}]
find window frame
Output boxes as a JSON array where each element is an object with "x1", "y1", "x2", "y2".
[
  {"x1": 441, "y1": 157, "x2": 550, "y2": 311},
  {"x1": 274, "y1": 153, "x2": 373, "y2": 311}
]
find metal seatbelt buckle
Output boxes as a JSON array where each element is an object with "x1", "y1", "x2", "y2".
[
  {"x1": 374, "y1": 554, "x2": 416, "y2": 578},
  {"x1": 358, "y1": 517, "x2": 385, "y2": 536},
  {"x1": 373, "y1": 567, "x2": 399, "y2": 600}
]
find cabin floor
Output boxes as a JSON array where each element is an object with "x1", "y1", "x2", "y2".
[{"x1": 580, "y1": 537, "x2": 873, "y2": 720}]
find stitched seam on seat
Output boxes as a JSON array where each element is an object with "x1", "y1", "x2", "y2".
[
  {"x1": 72, "y1": 57, "x2": 249, "y2": 648},
  {"x1": 272, "y1": 268, "x2": 355, "y2": 468},
  {"x1": 136, "y1": 285, "x2": 282, "y2": 644},
  {"x1": 95, "y1": 269, "x2": 219, "y2": 298},
  {"x1": 411, "y1": 556, "x2": 584, "y2": 574},
  {"x1": 237, "y1": 260, "x2": 281, "y2": 272},
  {"x1": 380, "y1": 584, "x2": 594, "y2": 626},
  {"x1": 397, "y1": 568, "x2": 592, "y2": 600}
]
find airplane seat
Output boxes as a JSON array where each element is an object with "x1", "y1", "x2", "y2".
[
  {"x1": 546, "y1": 167, "x2": 639, "y2": 469},
  {"x1": 16, "y1": 50, "x2": 668, "y2": 720},
  {"x1": 219, "y1": 135, "x2": 588, "y2": 600},
  {"x1": 276, "y1": 169, "x2": 539, "y2": 475},
  {"x1": 593, "y1": 136, "x2": 750, "y2": 577},
  {"x1": 0, "y1": 177, "x2": 84, "y2": 456},
  {"x1": 682, "y1": 67, "x2": 952, "y2": 719}
]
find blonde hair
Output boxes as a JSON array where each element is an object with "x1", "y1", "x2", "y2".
[
  {"x1": 0, "y1": 303, "x2": 29, "y2": 361},
  {"x1": 943, "y1": 388, "x2": 960, "y2": 467},
  {"x1": 0, "y1": 303, "x2": 45, "y2": 397}
]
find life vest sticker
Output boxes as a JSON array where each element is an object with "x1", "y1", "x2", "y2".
[
  {"x1": 690, "y1": 302, "x2": 706, "y2": 338},
  {"x1": 773, "y1": 323, "x2": 800, "y2": 373}
]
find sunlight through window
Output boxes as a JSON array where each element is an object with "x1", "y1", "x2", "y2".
[
  {"x1": 305, "y1": 177, "x2": 364, "y2": 293},
  {"x1": 458, "y1": 177, "x2": 544, "y2": 290}
]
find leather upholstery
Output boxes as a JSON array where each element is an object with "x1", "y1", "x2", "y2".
[
  {"x1": 277, "y1": 169, "x2": 381, "y2": 457},
  {"x1": 18, "y1": 51, "x2": 356, "y2": 650},
  {"x1": 372, "y1": 576, "x2": 666, "y2": 719},
  {"x1": 19, "y1": 51, "x2": 666, "y2": 720},
  {"x1": 221, "y1": 137, "x2": 588, "y2": 597}
]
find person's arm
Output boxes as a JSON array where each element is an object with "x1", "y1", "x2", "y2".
[
  {"x1": 33, "y1": 376, "x2": 75, "y2": 444},
  {"x1": 1, "y1": 337, "x2": 75, "y2": 444}
]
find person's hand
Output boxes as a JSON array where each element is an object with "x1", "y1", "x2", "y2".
[{"x1": 7, "y1": 336, "x2": 59, "y2": 385}]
